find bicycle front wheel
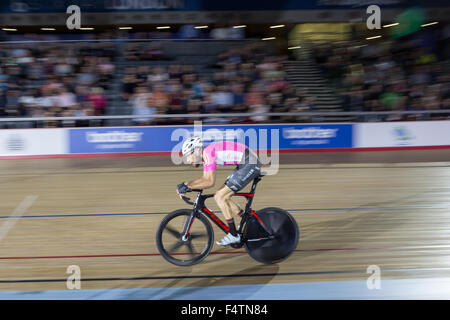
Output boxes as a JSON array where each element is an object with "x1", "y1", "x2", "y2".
[
  {"x1": 244, "y1": 207, "x2": 299, "y2": 264},
  {"x1": 156, "y1": 209, "x2": 214, "y2": 266}
]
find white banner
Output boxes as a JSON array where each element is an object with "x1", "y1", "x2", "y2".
[
  {"x1": 354, "y1": 121, "x2": 450, "y2": 148},
  {"x1": 0, "y1": 129, "x2": 67, "y2": 156}
]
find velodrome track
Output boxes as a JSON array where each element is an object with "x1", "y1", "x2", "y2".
[{"x1": 1, "y1": 150, "x2": 450, "y2": 299}]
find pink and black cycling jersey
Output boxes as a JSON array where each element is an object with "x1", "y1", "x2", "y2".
[
  {"x1": 202, "y1": 141, "x2": 248, "y2": 172},
  {"x1": 203, "y1": 141, "x2": 261, "y2": 192}
]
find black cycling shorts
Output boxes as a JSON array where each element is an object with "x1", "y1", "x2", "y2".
[{"x1": 225, "y1": 148, "x2": 261, "y2": 192}]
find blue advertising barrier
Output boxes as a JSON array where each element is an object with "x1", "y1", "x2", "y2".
[{"x1": 68, "y1": 124, "x2": 353, "y2": 154}]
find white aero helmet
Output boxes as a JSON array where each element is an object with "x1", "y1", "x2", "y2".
[{"x1": 182, "y1": 136, "x2": 203, "y2": 156}]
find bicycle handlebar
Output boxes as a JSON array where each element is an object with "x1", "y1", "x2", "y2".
[
  {"x1": 181, "y1": 195, "x2": 194, "y2": 205},
  {"x1": 180, "y1": 189, "x2": 202, "y2": 205}
]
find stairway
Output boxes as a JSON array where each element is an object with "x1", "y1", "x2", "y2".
[{"x1": 284, "y1": 44, "x2": 352, "y2": 122}]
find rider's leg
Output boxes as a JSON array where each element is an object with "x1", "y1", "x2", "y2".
[
  {"x1": 226, "y1": 199, "x2": 243, "y2": 218},
  {"x1": 215, "y1": 158, "x2": 261, "y2": 246},
  {"x1": 214, "y1": 185, "x2": 240, "y2": 220},
  {"x1": 229, "y1": 200, "x2": 243, "y2": 217},
  {"x1": 214, "y1": 185, "x2": 241, "y2": 245}
]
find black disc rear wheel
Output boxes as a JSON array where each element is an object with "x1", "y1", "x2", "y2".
[
  {"x1": 244, "y1": 207, "x2": 299, "y2": 264},
  {"x1": 156, "y1": 209, "x2": 214, "y2": 266}
]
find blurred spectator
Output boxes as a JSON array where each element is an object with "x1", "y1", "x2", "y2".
[
  {"x1": 380, "y1": 85, "x2": 404, "y2": 111},
  {"x1": 168, "y1": 64, "x2": 183, "y2": 80},
  {"x1": 245, "y1": 84, "x2": 264, "y2": 107},
  {"x1": 74, "y1": 103, "x2": 95, "y2": 127},
  {"x1": 18, "y1": 89, "x2": 38, "y2": 111},
  {"x1": 121, "y1": 71, "x2": 140, "y2": 100},
  {"x1": 4, "y1": 89, "x2": 21, "y2": 117},
  {"x1": 249, "y1": 103, "x2": 270, "y2": 123},
  {"x1": 36, "y1": 87, "x2": 54, "y2": 110},
  {"x1": 54, "y1": 86, "x2": 76, "y2": 109},
  {"x1": 27, "y1": 61, "x2": 45, "y2": 81},
  {"x1": 267, "y1": 92, "x2": 287, "y2": 122},
  {"x1": 136, "y1": 65, "x2": 150, "y2": 83},
  {"x1": 96, "y1": 57, "x2": 115, "y2": 90},
  {"x1": 148, "y1": 67, "x2": 169, "y2": 83},
  {"x1": 152, "y1": 84, "x2": 170, "y2": 109},
  {"x1": 201, "y1": 94, "x2": 216, "y2": 114},
  {"x1": 166, "y1": 78, "x2": 182, "y2": 94},
  {"x1": 186, "y1": 97, "x2": 203, "y2": 124},
  {"x1": 132, "y1": 86, "x2": 156, "y2": 126},
  {"x1": 231, "y1": 83, "x2": 246, "y2": 113},
  {"x1": 77, "y1": 66, "x2": 97, "y2": 86},
  {"x1": 87, "y1": 87, "x2": 107, "y2": 116},
  {"x1": 75, "y1": 85, "x2": 89, "y2": 105},
  {"x1": 211, "y1": 84, "x2": 233, "y2": 113}
]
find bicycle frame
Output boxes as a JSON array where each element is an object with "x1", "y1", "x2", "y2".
[{"x1": 180, "y1": 176, "x2": 273, "y2": 242}]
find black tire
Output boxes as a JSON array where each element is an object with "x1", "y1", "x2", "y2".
[
  {"x1": 244, "y1": 207, "x2": 299, "y2": 264},
  {"x1": 156, "y1": 209, "x2": 214, "y2": 266}
]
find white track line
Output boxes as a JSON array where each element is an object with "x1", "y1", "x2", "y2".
[{"x1": 0, "y1": 195, "x2": 38, "y2": 242}]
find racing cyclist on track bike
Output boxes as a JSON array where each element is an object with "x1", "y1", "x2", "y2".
[{"x1": 176, "y1": 136, "x2": 261, "y2": 246}]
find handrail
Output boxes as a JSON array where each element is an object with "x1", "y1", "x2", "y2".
[{"x1": 0, "y1": 110, "x2": 449, "y2": 123}]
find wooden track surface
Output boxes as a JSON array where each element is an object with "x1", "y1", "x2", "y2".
[{"x1": 1, "y1": 151, "x2": 450, "y2": 293}]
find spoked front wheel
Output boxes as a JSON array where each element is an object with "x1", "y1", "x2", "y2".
[
  {"x1": 244, "y1": 207, "x2": 299, "y2": 264},
  {"x1": 156, "y1": 209, "x2": 214, "y2": 266}
]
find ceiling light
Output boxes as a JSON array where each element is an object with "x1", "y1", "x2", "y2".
[
  {"x1": 383, "y1": 23, "x2": 399, "y2": 28},
  {"x1": 366, "y1": 35, "x2": 382, "y2": 40},
  {"x1": 421, "y1": 22, "x2": 438, "y2": 27}
]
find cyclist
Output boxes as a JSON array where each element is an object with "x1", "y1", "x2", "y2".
[{"x1": 176, "y1": 136, "x2": 261, "y2": 246}]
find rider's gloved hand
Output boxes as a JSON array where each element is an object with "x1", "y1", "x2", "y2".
[{"x1": 177, "y1": 182, "x2": 191, "y2": 194}]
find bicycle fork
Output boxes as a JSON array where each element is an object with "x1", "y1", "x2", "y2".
[
  {"x1": 181, "y1": 213, "x2": 195, "y2": 241},
  {"x1": 181, "y1": 193, "x2": 202, "y2": 241}
]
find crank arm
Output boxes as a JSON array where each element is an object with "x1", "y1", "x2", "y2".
[{"x1": 246, "y1": 235, "x2": 275, "y2": 242}]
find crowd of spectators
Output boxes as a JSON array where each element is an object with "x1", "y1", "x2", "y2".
[
  {"x1": 0, "y1": 34, "x2": 311, "y2": 127},
  {"x1": 1, "y1": 26, "x2": 449, "y2": 128},
  {"x1": 0, "y1": 41, "x2": 117, "y2": 127},
  {"x1": 123, "y1": 42, "x2": 312, "y2": 125},
  {"x1": 313, "y1": 30, "x2": 450, "y2": 121}
]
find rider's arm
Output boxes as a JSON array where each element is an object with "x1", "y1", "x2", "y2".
[{"x1": 185, "y1": 170, "x2": 216, "y2": 190}]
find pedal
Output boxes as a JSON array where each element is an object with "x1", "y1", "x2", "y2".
[{"x1": 230, "y1": 242, "x2": 244, "y2": 249}]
